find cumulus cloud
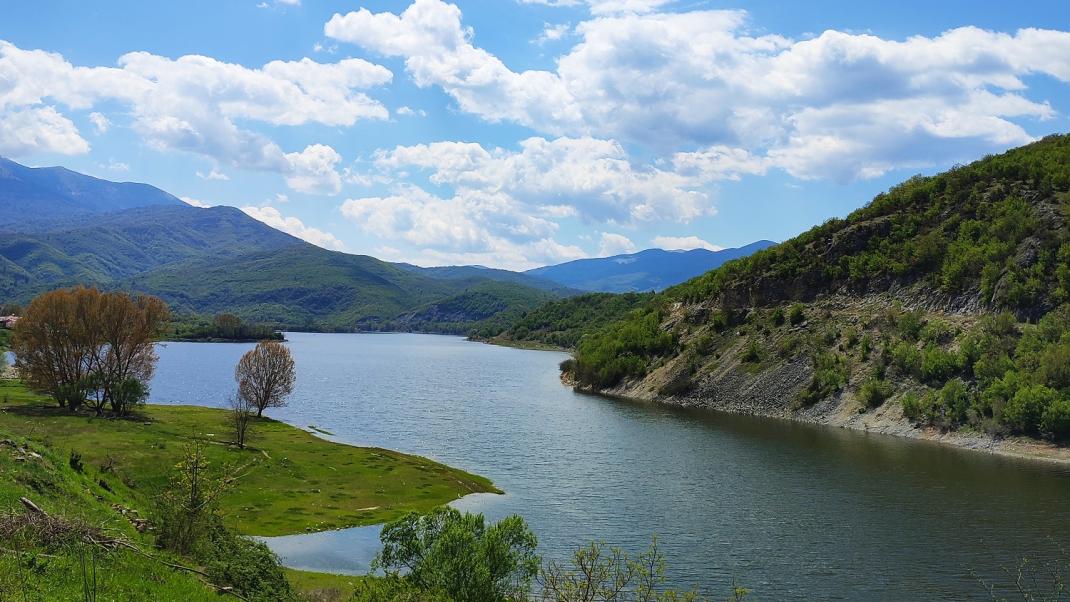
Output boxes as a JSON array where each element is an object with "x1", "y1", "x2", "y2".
[
  {"x1": 0, "y1": 106, "x2": 89, "y2": 156},
  {"x1": 598, "y1": 232, "x2": 636, "y2": 256},
  {"x1": 372, "y1": 136, "x2": 711, "y2": 224},
  {"x1": 652, "y1": 235, "x2": 724, "y2": 252},
  {"x1": 241, "y1": 205, "x2": 345, "y2": 250},
  {"x1": 0, "y1": 40, "x2": 391, "y2": 193},
  {"x1": 284, "y1": 144, "x2": 343, "y2": 195},
  {"x1": 328, "y1": 1, "x2": 1070, "y2": 180},
  {"x1": 340, "y1": 186, "x2": 586, "y2": 270}
]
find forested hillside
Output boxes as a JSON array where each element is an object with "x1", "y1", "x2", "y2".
[
  {"x1": 554, "y1": 135, "x2": 1070, "y2": 443},
  {"x1": 0, "y1": 159, "x2": 571, "y2": 333}
]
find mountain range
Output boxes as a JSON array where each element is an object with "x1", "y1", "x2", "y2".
[
  {"x1": 0, "y1": 158, "x2": 771, "y2": 332},
  {"x1": 526, "y1": 243, "x2": 776, "y2": 293}
]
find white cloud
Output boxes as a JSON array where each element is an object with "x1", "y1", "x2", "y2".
[
  {"x1": 181, "y1": 196, "x2": 212, "y2": 208},
  {"x1": 241, "y1": 205, "x2": 345, "y2": 250},
  {"x1": 598, "y1": 232, "x2": 636, "y2": 256},
  {"x1": 652, "y1": 235, "x2": 724, "y2": 252},
  {"x1": 99, "y1": 158, "x2": 129, "y2": 172},
  {"x1": 534, "y1": 22, "x2": 571, "y2": 45},
  {"x1": 340, "y1": 186, "x2": 586, "y2": 270},
  {"x1": 0, "y1": 40, "x2": 390, "y2": 193},
  {"x1": 518, "y1": 0, "x2": 670, "y2": 14},
  {"x1": 0, "y1": 106, "x2": 89, "y2": 156},
  {"x1": 88, "y1": 111, "x2": 110, "y2": 134},
  {"x1": 396, "y1": 105, "x2": 427, "y2": 117},
  {"x1": 328, "y1": 2, "x2": 1070, "y2": 180},
  {"x1": 372, "y1": 136, "x2": 711, "y2": 224},
  {"x1": 284, "y1": 144, "x2": 342, "y2": 195},
  {"x1": 196, "y1": 168, "x2": 230, "y2": 181}
]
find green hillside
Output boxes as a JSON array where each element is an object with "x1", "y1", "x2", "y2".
[{"x1": 541, "y1": 135, "x2": 1070, "y2": 443}]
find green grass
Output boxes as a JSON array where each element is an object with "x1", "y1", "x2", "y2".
[
  {"x1": 283, "y1": 568, "x2": 369, "y2": 600},
  {"x1": 0, "y1": 431, "x2": 223, "y2": 601},
  {"x1": 0, "y1": 380, "x2": 499, "y2": 537}
]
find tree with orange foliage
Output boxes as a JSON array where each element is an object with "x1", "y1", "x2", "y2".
[
  {"x1": 11, "y1": 287, "x2": 170, "y2": 415},
  {"x1": 234, "y1": 340, "x2": 296, "y2": 417}
]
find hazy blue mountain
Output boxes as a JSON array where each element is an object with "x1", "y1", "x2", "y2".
[
  {"x1": 526, "y1": 241, "x2": 777, "y2": 293},
  {"x1": 396, "y1": 263, "x2": 580, "y2": 295},
  {"x1": 0, "y1": 157, "x2": 184, "y2": 226}
]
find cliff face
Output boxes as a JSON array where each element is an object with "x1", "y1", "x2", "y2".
[{"x1": 561, "y1": 135, "x2": 1070, "y2": 458}]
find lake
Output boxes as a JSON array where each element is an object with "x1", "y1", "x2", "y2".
[{"x1": 149, "y1": 332, "x2": 1070, "y2": 600}]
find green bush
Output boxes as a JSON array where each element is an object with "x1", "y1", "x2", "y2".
[
  {"x1": 375, "y1": 507, "x2": 539, "y2": 602},
  {"x1": 788, "y1": 304, "x2": 805, "y2": 326},
  {"x1": 1040, "y1": 398, "x2": 1070, "y2": 440},
  {"x1": 920, "y1": 345, "x2": 959, "y2": 384},
  {"x1": 1003, "y1": 385, "x2": 1059, "y2": 436},
  {"x1": 796, "y1": 352, "x2": 847, "y2": 407},
  {"x1": 859, "y1": 378, "x2": 893, "y2": 409},
  {"x1": 741, "y1": 338, "x2": 762, "y2": 363},
  {"x1": 771, "y1": 307, "x2": 785, "y2": 326}
]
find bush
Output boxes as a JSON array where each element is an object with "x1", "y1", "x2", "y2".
[
  {"x1": 375, "y1": 507, "x2": 540, "y2": 602},
  {"x1": 796, "y1": 352, "x2": 847, "y2": 407},
  {"x1": 1003, "y1": 385, "x2": 1059, "y2": 436},
  {"x1": 771, "y1": 307, "x2": 785, "y2": 326},
  {"x1": 900, "y1": 392, "x2": 925, "y2": 421},
  {"x1": 741, "y1": 338, "x2": 762, "y2": 363},
  {"x1": 859, "y1": 378, "x2": 893, "y2": 409},
  {"x1": 788, "y1": 304, "x2": 805, "y2": 325},
  {"x1": 202, "y1": 530, "x2": 293, "y2": 602},
  {"x1": 1040, "y1": 398, "x2": 1070, "y2": 440},
  {"x1": 920, "y1": 345, "x2": 959, "y2": 384}
]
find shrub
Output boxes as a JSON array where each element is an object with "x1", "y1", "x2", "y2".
[
  {"x1": 859, "y1": 378, "x2": 893, "y2": 409},
  {"x1": 796, "y1": 352, "x2": 847, "y2": 407},
  {"x1": 375, "y1": 507, "x2": 540, "y2": 602},
  {"x1": 771, "y1": 307, "x2": 785, "y2": 326},
  {"x1": 741, "y1": 338, "x2": 762, "y2": 363},
  {"x1": 202, "y1": 530, "x2": 293, "y2": 601},
  {"x1": 900, "y1": 392, "x2": 925, "y2": 421},
  {"x1": 859, "y1": 334, "x2": 872, "y2": 360},
  {"x1": 1040, "y1": 398, "x2": 1070, "y2": 440},
  {"x1": 1003, "y1": 385, "x2": 1059, "y2": 436},
  {"x1": 920, "y1": 345, "x2": 959, "y2": 384},
  {"x1": 68, "y1": 450, "x2": 84, "y2": 473},
  {"x1": 788, "y1": 304, "x2": 806, "y2": 325}
]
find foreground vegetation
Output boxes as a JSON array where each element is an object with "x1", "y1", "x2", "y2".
[{"x1": 0, "y1": 380, "x2": 497, "y2": 536}]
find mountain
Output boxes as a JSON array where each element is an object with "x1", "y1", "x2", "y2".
[
  {"x1": 525, "y1": 135, "x2": 1070, "y2": 445},
  {"x1": 0, "y1": 157, "x2": 183, "y2": 226},
  {"x1": 0, "y1": 205, "x2": 303, "y2": 296},
  {"x1": 0, "y1": 158, "x2": 570, "y2": 332},
  {"x1": 526, "y1": 242, "x2": 776, "y2": 293}
]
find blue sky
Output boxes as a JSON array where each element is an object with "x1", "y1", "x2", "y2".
[{"x1": 2, "y1": 0, "x2": 1069, "y2": 269}]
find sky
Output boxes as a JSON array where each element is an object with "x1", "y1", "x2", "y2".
[{"x1": 2, "y1": 1, "x2": 1069, "y2": 270}]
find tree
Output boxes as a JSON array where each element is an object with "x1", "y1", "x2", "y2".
[
  {"x1": 213, "y1": 313, "x2": 242, "y2": 339},
  {"x1": 234, "y1": 341, "x2": 296, "y2": 417},
  {"x1": 538, "y1": 538, "x2": 722, "y2": 602},
  {"x1": 11, "y1": 287, "x2": 168, "y2": 414},
  {"x1": 375, "y1": 507, "x2": 540, "y2": 602},
  {"x1": 11, "y1": 287, "x2": 101, "y2": 409},
  {"x1": 228, "y1": 393, "x2": 255, "y2": 449}
]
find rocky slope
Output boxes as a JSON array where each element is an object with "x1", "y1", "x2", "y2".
[{"x1": 560, "y1": 135, "x2": 1070, "y2": 461}]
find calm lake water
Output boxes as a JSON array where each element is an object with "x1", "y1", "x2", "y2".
[{"x1": 149, "y1": 332, "x2": 1070, "y2": 600}]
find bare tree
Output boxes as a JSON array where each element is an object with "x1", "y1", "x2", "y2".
[
  {"x1": 234, "y1": 341, "x2": 296, "y2": 417},
  {"x1": 228, "y1": 393, "x2": 255, "y2": 449}
]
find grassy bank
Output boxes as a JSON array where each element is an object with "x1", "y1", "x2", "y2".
[{"x1": 0, "y1": 380, "x2": 498, "y2": 537}]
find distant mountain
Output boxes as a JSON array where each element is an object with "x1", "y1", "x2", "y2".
[
  {"x1": 0, "y1": 157, "x2": 183, "y2": 226},
  {"x1": 397, "y1": 263, "x2": 579, "y2": 295},
  {"x1": 0, "y1": 158, "x2": 571, "y2": 332},
  {"x1": 527, "y1": 242, "x2": 777, "y2": 293}
]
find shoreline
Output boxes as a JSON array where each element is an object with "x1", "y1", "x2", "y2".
[{"x1": 574, "y1": 380, "x2": 1070, "y2": 467}]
